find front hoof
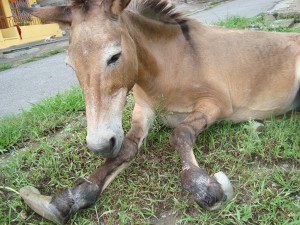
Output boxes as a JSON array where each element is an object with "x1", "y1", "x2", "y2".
[
  {"x1": 195, "y1": 178, "x2": 225, "y2": 210},
  {"x1": 19, "y1": 186, "x2": 68, "y2": 224},
  {"x1": 212, "y1": 171, "x2": 234, "y2": 209},
  {"x1": 181, "y1": 168, "x2": 233, "y2": 211}
]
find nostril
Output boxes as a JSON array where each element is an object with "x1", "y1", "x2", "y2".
[{"x1": 110, "y1": 137, "x2": 116, "y2": 149}]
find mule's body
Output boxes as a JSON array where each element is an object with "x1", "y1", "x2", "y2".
[
  {"x1": 19, "y1": 0, "x2": 300, "y2": 224},
  {"x1": 129, "y1": 16, "x2": 300, "y2": 125}
]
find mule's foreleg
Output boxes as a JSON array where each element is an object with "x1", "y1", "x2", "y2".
[
  {"x1": 170, "y1": 110, "x2": 233, "y2": 211},
  {"x1": 20, "y1": 104, "x2": 154, "y2": 224}
]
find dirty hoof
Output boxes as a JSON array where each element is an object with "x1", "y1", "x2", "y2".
[
  {"x1": 19, "y1": 186, "x2": 66, "y2": 224},
  {"x1": 181, "y1": 167, "x2": 233, "y2": 211},
  {"x1": 251, "y1": 121, "x2": 265, "y2": 132},
  {"x1": 209, "y1": 171, "x2": 233, "y2": 210}
]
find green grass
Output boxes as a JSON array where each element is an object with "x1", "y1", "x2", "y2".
[
  {"x1": 0, "y1": 64, "x2": 14, "y2": 72},
  {"x1": 0, "y1": 17, "x2": 300, "y2": 224},
  {"x1": 216, "y1": 16, "x2": 300, "y2": 33},
  {"x1": 21, "y1": 48, "x2": 66, "y2": 64},
  {"x1": 0, "y1": 87, "x2": 85, "y2": 154}
]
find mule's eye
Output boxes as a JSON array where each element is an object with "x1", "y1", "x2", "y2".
[{"x1": 107, "y1": 52, "x2": 122, "y2": 66}]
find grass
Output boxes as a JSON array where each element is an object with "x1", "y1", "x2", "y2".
[
  {"x1": 21, "y1": 48, "x2": 65, "y2": 64},
  {"x1": 0, "y1": 64, "x2": 14, "y2": 72},
  {"x1": 216, "y1": 16, "x2": 300, "y2": 33},
  {"x1": 0, "y1": 16, "x2": 300, "y2": 224},
  {"x1": 0, "y1": 87, "x2": 85, "y2": 154}
]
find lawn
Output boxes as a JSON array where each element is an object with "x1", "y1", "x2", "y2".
[
  {"x1": 0, "y1": 64, "x2": 14, "y2": 72},
  {"x1": 0, "y1": 17, "x2": 300, "y2": 224}
]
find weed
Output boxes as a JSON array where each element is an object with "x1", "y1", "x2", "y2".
[
  {"x1": 0, "y1": 87, "x2": 84, "y2": 153},
  {"x1": 21, "y1": 48, "x2": 65, "y2": 64},
  {"x1": 216, "y1": 16, "x2": 300, "y2": 33},
  {"x1": 0, "y1": 64, "x2": 14, "y2": 72}
]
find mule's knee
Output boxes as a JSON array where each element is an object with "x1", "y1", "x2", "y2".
[
  {"x1": 170, "y1": 125, "x2": 196, "y2": 150},
  {"x1": 117, "y1": 137, "x2": 139, "y2": 162}
]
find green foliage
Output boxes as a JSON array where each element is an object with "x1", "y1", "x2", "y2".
[
  {"x1": 217, "y1": 16, "x2": 265, "y2": 29},
  {"x1": 216, "y1": 16, "x2": 300, "y2": 33},
  {"x1": 0, "y1": 93, "x2": 299, "y2": 224},
  {"x1": 21, "y1": 48, "x2": 65, "y2": 64},
  {"x1": 0, "y1": 64, "x2": 14, "y2": 72},
  {"x1": 0, "y1": 87, "x2": 85, "y2": 153}
]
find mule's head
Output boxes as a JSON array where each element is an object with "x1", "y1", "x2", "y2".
[{"x1": 25, "y1": 0, "x2": 137, "y2": 158}]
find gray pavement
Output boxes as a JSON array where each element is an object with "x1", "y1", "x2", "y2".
[
  {"x1": 190, "y1": 0, "x2": 283, "y2": 24},
  {"x1": 0, "y1": 53, "x2": 77, "y2": 117},
  {"x1": 0, "y1": 0, "x2": 289, "y2": 117}
]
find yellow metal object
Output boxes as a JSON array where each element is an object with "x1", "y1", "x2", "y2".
[{"x1": 0, "y1": 0, "x2": 63, "y2": 49}]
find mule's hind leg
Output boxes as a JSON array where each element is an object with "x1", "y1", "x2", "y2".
[
  {"x1": 170, "y1": 109, "x2": 233, "y2": 210},
  {"x1": 20, "y1": 103, "x2": 154, "y2": 224}
]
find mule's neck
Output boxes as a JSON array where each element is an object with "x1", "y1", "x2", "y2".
[{"x1": 122, "y1": 11, "x2": 195, "y2": 87}]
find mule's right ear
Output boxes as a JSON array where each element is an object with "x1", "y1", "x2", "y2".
[
  {"x1": 21, "y1": 6, "x2": 72, "y2": 24},
  {"x1": 105, "y1": 0, "x2": 131, "y2": 17}
]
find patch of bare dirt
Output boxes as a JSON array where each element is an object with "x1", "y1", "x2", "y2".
[{"x1": 150, "y1": 210, "x2": 178, "y2": 225}]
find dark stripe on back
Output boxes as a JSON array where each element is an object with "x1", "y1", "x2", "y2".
[{"x1": 179, "y1": 21, "x2": 191, "y2": 42}]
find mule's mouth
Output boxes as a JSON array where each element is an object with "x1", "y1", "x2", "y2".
[
  {"x1": 92, "y1": 148, "x2": 120, "y2": 158},
  {"x1": 88, "y1": 140, "x2": 123, "y2": 159}
]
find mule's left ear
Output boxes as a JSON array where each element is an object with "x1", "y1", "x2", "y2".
[
  {"x1": 21, "y1": 6, "x2": 72, "y2": 24},
  {"x1": 105, "y1": 0, "x2": 131, "y2": 16}
]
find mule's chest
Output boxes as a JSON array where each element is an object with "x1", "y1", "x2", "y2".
[
  {"x1": 158, "y1": 112, "x2": 190, "y2": 128},
  {"x1": 133, "y1": 82, "x2": 196, "y2": 127},
  {"x1": 154, "y1": 96, "x2": 195, "y2": 128}
]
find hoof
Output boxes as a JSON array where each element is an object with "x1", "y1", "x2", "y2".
[
  {"x1": 19, "y1": 186, "x2": 67, "y2": 224},
  {"x1": 251, "y1": 121, "x2": 265, "y2": 132},
  {"x1": 207, "y1": 171, "x2": 234, "y2": 211},
  {"x1": 181, "y1": 167, "x2": 233, "y2": 211}
]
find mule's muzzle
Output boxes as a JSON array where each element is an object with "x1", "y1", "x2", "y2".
[{"x1": 87, "y1": 136, "x2": 121, "y2": 158}]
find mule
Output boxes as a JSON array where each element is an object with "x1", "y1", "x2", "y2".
[{"x1": 19, "y1": 0, "x2": 300, "y2": 223}]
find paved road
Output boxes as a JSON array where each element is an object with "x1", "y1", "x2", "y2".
[
  {"x1": 0, "y1": 54, "x2": 77, "y2": 117},
  {"x1": 0, "y1": 0, "x2": 287, "y2": 117},
  {"x1": 191, "y1": 0, "x2": 283, "y2": 24}
]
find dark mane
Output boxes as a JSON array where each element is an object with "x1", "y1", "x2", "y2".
[
  {"x1": 71, "y1": 0, "x2": 187, "y2": 23},
  {"x1": 128, "y1": 0, "x2": 188, "y2": 24}
]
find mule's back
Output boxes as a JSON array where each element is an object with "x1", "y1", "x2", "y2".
[
  {"x1": 200, "y1": 26, "x2": 299, "y2": 119},
  {"x1": 152, "y1": 18, "x2": 300, "y2": 121}
]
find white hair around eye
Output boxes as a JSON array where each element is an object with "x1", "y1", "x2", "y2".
[{"x1": 101, "y1": 43, "x2": 122, "y2": 69}]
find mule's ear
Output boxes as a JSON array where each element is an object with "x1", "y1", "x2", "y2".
[
  {"x1": 21, "y1": 6, "x2": 72, "y2": 24},
  {"x1": 105, "y1": 0, "x2": 131, "y2": 16}
]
